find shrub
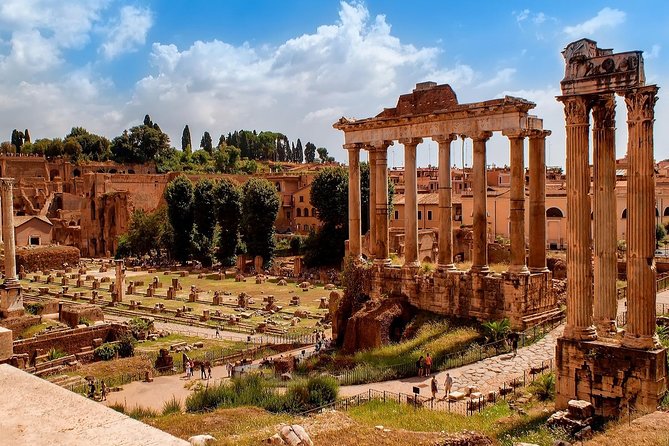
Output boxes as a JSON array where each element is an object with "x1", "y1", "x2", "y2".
[
  {"x1": 482, "y1": 319, "x2": 511, "y2": 343},
  {"x1": 47, "y1": 347, "x2": 67, "y2": 361},
  {"x1": 306, "y1": 375, "x2": 338, "y2": 407},
  {"x1": 24, "y1": 302, "x2": 44, "y2": 315},
  {"x1": 162, "y1": 396, "x2": 182, "y2": 415},
  {"x1": 127, "y1": 405, "x2": 158, "y2": 420},
  {"x1": 94, "y1": 343, "x2": 119, "y2": 361},
  {"x1": 78, "y1": 317, "x2": 91, "y2": 326},
  {"x1": 117, "y1": 335, "x2": 136, "y2": 358},
  {"x1": 530, "y1": 372, "x2": 556, "y2": 401},
  {"x1": 290, "y1": 236, "x2": 303, "y2": 254},
  {"x1": 16, "y1": 245, "x2": 80, "y2": 273}
]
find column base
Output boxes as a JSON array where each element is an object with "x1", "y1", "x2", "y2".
[
  {"x1": 622, "y1": 332, "x2": 661, "y2": 350},
  {"x1": 437, "y1": 263, "x2": 457, "y2": 272},
  {"x1": 373, "y1": 258, "x2": 391, "y2": 266},
  {"x1": 403, "y1": 260, "x2": 420, "y2": 268},
  {"x1": 469, "y1": 265, "x2": 490, "y2": 275},
  {"x1": 507, "y1": 265, "x2": 530, "y2": 275},
  {"x1": 529, "y1": 267, "x2": 550, "y2": 274},
  {"x1": 563, "y1": 324, "x2": 598, "y2": 341},
  {"x1": 594, "y1": 320, "x2": 619, "y2": 338}
]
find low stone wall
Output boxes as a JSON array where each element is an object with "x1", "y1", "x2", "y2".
[
  {"x1": 12, "y1": 323, "x2": 126, "y2": 362},
  {"x1": 0, "y1": 314, "x2": 41, "y2": 337}
]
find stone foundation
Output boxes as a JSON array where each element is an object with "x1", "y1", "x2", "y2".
[
  {"x1": 371, "y1": 264, "x2": 557, "y2": 329},
  {"x1": 556, "y1": 337, "x2": 667, "y2": 417}
]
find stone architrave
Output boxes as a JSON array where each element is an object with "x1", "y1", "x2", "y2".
[
  {"x1": 623, "y1": 86, "x2": 661, "y2": 349},
  {"x1": 592, "y1": 95, "x2": 618, "y2": 335},
  {"x1": 435, "y1": 135, "x2": 456, "y2": 270},
  {"x1": 0, "y1": 178, "x2": 22, "y2": 318},
  {"x1": 470, "y1": 132, "x2": 492, "y2": 274},
  {"x1": 345, "y1": 143, "x2": 362, "y2": 258},
  {"x1": 560, "y1": 95, "x2": 596, "y2": 341},
  {"x1": 400, "y1": 137, "x2": 422, "y2": 267}
]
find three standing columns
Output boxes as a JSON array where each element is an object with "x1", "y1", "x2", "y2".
[
  {"x1": 592, "y1": 96, "x2": 618, "y2": 335},
  {"x1": 436, "y1": 135, "x2": 456, "y2": 270},
  {"x1": 560, "y1": 95, "x2": 597, "y2": 341},
  {"x1": 528, "y1": 130, "x2": 550, "y2": 272},
  {"x1": 346, "y1": 144, "x2": 362, "y2": 259},
  {"x1": 623, "y1": 86, "x2": 661, "y2": 349},
  {"x1": 400, "y1": 138, "x2": 422, "y2": 267},
  {"x1": 470, "y1": 132, "x2": 492, "y2": 274}
]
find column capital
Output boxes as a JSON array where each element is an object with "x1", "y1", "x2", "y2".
[
  {"x1": 398, "y1": 137, "x2": 423, "y2": 147},
  {"x1": 502, "y1": 129, "x2": 528, "y2": 139},
  {"x1": 625, "y1": 85, "x2": 659, "y2": 123},
  {"x1": 527, "y1": 129, "x2": 552, "y2": 140},
  {"x1": 557, "y1": 95, "x2": 591, "y2": 125},
  {"x1": 0, "y1": 178, "x2": 15, "y2": 192},
  {"x1": 343, "y1": 143, "x2": 363, "y2": 152},
  {"x1": 433, "y1": 134, "x2": 457, "y2": 144},
  {"x1": 369, "y1": 140, "x2": 394, "y2": 151},
  {"x1": 592, "y1": 95, "x2": 616, "y2": 129},
  {"x1": 466, "y1": 131, "x2": 493, "y2": 142}
]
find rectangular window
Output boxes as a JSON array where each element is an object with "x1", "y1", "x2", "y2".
[
  {"x1": 428, "y1": 210, "x2": 432, "y2": 220},
  {"x1": 418, "y1": 211, "x2": 422, "y2": 220},
  {"x1": 394, "y1": 210, "x2": 399, "y2": 220},
  {"x1": 29, "y1": 236, "x2": 40, "y2": 246},
  {"x1": 299, "y1": 196, "x2": 304, "y2": 202},
  {"x1": 286, "y1": 211, "x2": 291, "y2": 219}
]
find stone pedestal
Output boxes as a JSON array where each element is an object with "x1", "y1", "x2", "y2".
[{"x1": 556, "y1": 337, "x2": 667, "y2": 417}]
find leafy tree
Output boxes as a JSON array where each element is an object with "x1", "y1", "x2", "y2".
[
  {"x1": 122, "y1": 207, "x2": 168, "y2": 257},
  {"x1": 192, "y1": 179, "x2": 217, "y2": 266},
  {"x1": 111, "y1": 119, "x2": 171, "y2": 164},
  {"x1": 66, "y1": 127, "x2": 110, "y2": 161},
  {"x1": 143, "y1": 114, "x2": 153, "y2": 127},
  {"x1": 218, "y1": 134, "x2": 226, "y2": 148},
  {"x1": 657, "y1": 223, "x2": 666, "y2": 248},
  {"x1": 0, "y1": 141, "x2": 15, "y2": 154},
  {"x1": 200, "y1": 131, "x2": 213, "y2": 154},
  {"x1": 44, "y1": 138, "x2": 64, "y2": 158},
  {"x1": 214, "y1": 145, "x2": 241, "y2": 173},
  {"x1": 215, "y1": 178, "x2": 242, "y2": 265},
  {"x1": 63, "y1": 137, "x2": 83, "y2": 161},
  {"x1": 304, "y1": 142, "x2": 316, "y2": 163},
  {"x1": 317, "y1": 147, "x2": 333, "y2": 163},
  {"x1": 11, "y1": 129, "x2": 24, "y2": 152},
  {"x1": 164, "y1": 175, "x2": 194, "y2": 262},
  {"x1": 241, "y1": 178, "x2": 280, "y2": 266},
  {"x1": 284, "y1": 135, "x2": 292, "y2": 162},
  {"x1": 182, "y1": 125, "x2": 192, "y2": 154},
  {"x1": 482, "y1": 319, "x2": 511, "y2": 343}
]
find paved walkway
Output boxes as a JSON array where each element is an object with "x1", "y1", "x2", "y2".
[{"x1": 339, "y1": 325, "x2": 563, "y2": 398}]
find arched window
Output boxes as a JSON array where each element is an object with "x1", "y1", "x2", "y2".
[
  {"x1": 304, "y1": 208, "x2": 309, "y2": 217},
  {"x1": 546, "y1": 207, "x2": 564, "y2": 218},
  {"x1": 622, "y1": 209, "x2": 627, "y2": 219},
  {"x1": 73, "y1": 169, "x2": 81, "y2": 177},
  {"x1": 296, "y1": 208, "x2": 302, "y2": 217},
  {"x1": 664, "y1": 207, "x2": 669, "y2": 217}
]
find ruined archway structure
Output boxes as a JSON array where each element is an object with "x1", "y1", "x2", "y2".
[
  {"x1": 333, "y1": 82, "x2": 559, "y2": 330},
  {"x1": 555, "y1": 39, "x2": 667, "y2": 416}
]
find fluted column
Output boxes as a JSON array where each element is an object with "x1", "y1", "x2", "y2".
[
  {"x1": 528, "y1": 130, "x2": 550, "y2": 272},
  {"x1": 401, "y1": 138, "x2": 422, "y2": 266},
  {"x1": 436, "y1": 134, "x2": 456, "y2": 270},
  {"x1": 506, "y1": 131, "x2": 529, "y2": 274},
  {"x1": 346, "y1": 144, "x2": 362, "y2": 258},
  {"x1": 592, "y1": 96, "x2": 618, "y2": 336},
  {"x1": 560, "y1": 95, "x2": 597, "y2": 341},
  {"x1": 368, "y1": 147, "x2": 377, "y2": 258},
  {"x1": 623, "y1": 86, "x2": 660, "y2": 349},
  {"x1": 0, "y1": 178, "x2": 17, "y2": 285},
  {"x1": 374, "y1": 141, "x2": 392, "y2": 262},
  {"x1": 471, "y1": 132, "x2": 492, "y2": 274}
]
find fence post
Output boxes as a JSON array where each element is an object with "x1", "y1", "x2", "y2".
[{"x1": 384, "y1": 391, "x2": 386, "y2": 403}]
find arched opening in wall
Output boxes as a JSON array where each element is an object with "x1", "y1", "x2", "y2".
[
  {"x1": 73, "y1": 169, "x2": 81, "y2": 177},
  {"x1": 69, "y1": 220, "x2": 76, "y2": 227},
  {"x1": 422, "y1": 256, "x2": 432, "y2": 263},
  {"x1": 664, "y1": 207, "x2": 669, "y2": 217},
  {"x1": 97, "y1": 169, "x2": 105, "y2": 173},
  {"x1": 388, "y1": 317, "x2": 408, "y2": 343},
  {"x1": 304, "y1": 208, "x2": 309, "y2": 217},
  {"x1": 49, "y1": 169, "x2": 59, "y2": 180},
  {"x1": 455, "y1": 251, "x2": 465, "y2": 262},
  {"x1": 546, "y1": 207, "x2": 564, "y2": 218},
  {"x1": 91, "y1": 201, "x2": 96, "y2": 220},
  {"x1": 296, "y1": 208, "x2": 302, "y2": 217},
  {"x1": 54, "y1": 196, "x2": 63, "y2": 210},
  {"x1": 622, "y1": 209, "x2": 627, "y2": 219}
]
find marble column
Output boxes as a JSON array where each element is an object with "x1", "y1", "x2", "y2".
[
  {"x1": 436, "y1": 134, "x2": 456, "y2": 270},
  {"x1": 471, "y1": 132, "x2": 492, "y2": 274},
  {"x1": 114, "y1": 259, "x2": 125, "y2": 303},
  {"x1": 560, "y1": 95, "x2": 596, "y2": 341},
  {"x1": 374, "y1": 141, "x2": 392, "y2": 262},
  {"x1": 0, "y1": 179, "x2": 17, "y2": 285},
  {"x1": 506, "y1": 131, "x2": 529, "y2": 274},
  {"x1": 346, "y1": 144, "x2": 362, "y2": 258},
  {"x1": 623, "y1": 86, "x2": 661, "y2": 349},
  {"x1": 401, "y1": 138, "x2": 422, "y2": 266},
  {"x1": 592, "y1": 96, "x2": 618, "y2": 335},
  {"x1": 368, "y1": 147, "x2": 377, "y2": 258},
  {"x1": 528, "y1": 130, "x2": 550, "y2": 272}
]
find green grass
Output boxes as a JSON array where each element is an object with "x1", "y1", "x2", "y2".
[{"x1": 17, "y1": 319, "x2": 64, "y2": 339}]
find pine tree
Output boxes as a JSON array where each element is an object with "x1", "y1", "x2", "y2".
[
  {"x1": 218, "y1": 134, "x2": 226, "y2": 148},
  {"x1": 200, "y1": 131, "x2": 213, "y2": 154},
  {"x1": 143, "y1": 114, "x2": 153, "y2": 127},
  {"x1": 295, "y1": 139, "x2": 304, "y2": 163},
  {"x1": 24, "y1": 129, "x2": 31, "y2": 144},
  {"x1": 181, "y1": 125, "x2": 192, "y2": 153},
  {"x1": 304, "y1": 142, "x2": 316, "y2": 163}
]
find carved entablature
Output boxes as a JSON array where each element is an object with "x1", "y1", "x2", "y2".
[
  {"x1": 561, "y1": 39, "x2": 645, "y2": 96},
  {"x1": 625, "y1": 86, "x2": 659, "y2": 122}
]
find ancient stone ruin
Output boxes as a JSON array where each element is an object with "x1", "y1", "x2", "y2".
[
  {"x1": 554, "y1": 39, "x2": 667, "y2": 417},
  {"x1": 334, "y1": 82, "x2": 559, "y2": 331}
]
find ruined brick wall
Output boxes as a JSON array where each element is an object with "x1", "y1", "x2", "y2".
[{"x1": 12, "y1": 324, "x2": 125, "y2": 359}]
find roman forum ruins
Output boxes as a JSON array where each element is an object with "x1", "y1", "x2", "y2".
[
  {"x1": 334, "y1": 82, "x2": 559, "y2": 330},
  {"x1": 555, "y1": 39, "x2": 667, "y2": 416}
]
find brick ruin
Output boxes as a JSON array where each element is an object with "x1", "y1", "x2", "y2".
[
  {"x1": 554, "y1": 39, "x2": 666, "y2": 417},
  {"x1": 334, "y1": 82, "x2": 559, "y2": 331}
]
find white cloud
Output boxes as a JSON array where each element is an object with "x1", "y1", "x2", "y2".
[
  {"x1": 646, "y1": 44, "x2": 661, "y2": 60},
  {"x1": 477, "y1": 68, "x2": 516, "y2": 89},
  {"x1": 515, "y1": 9, "x2": 530, "y2": 24},
  {"x1": 100, "y1": 6, "x2": 153, "y2": 60},
  {"x1": 563, "y1": 7, "x2": 626, "y2": 38}
]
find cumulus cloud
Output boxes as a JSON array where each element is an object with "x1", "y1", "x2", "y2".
[
  {"x1": 563, "y1": 7, "x2": 626, "y2": 37},
  {"x1": 100, "y1": 6, "x2": 153, "y2": 60}
]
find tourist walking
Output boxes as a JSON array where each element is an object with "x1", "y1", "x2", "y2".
[
  {"x1": 185, "y1": 360, "x2": 192, "y2": 379},
  {"x1": 430, "y1": 375, "x2": 438, "y2": 400},
  {"x1": 100, "y1": 380, "x2": 107, "y2": 401},
  {"x1": 200, "y1": 362, "x2": 206, "y2": 379},
  {"x1": 511, "y1": 333, "x2": 519, "y2": 356},
  {"x1": 207, "y1": 362, "x2": 212, "y2": 380},
  {"x1": 226, "y1": 362, "x2": 233, "y2": 377},
  {"x1": 444, "y1": 373, "x2": 453, "y2": 398},
  {"x1": 416, "y1": 356, "x2": 424, "y2": 377},
  {"x1": 425, "y1": 353, "x2": 433, "y2": 375},
  {"x1": 215, "y1": 326, "x2": 221, "y2": 338}
]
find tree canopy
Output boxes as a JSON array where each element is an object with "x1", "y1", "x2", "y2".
[{"x1": 240, "y1": 178, "x2": 280, "y2": 267}]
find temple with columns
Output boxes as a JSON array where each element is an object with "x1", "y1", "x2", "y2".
[{"x1": 333, "y1": 82, "x2": 560, "y2": 330}]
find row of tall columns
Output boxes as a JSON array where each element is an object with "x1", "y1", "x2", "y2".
[
  {"x1": 624, "y1": 85, "x2": 660, "y2": 349},
  {"x1": 528, "y1": 131, "x2": 550, "y2": 272},
  {"x1": 592, "y1": 96, "x2": 618, "y2": 335},
  {"x1": 560, "y1": 85, "x2": 660, "y2": 349}
]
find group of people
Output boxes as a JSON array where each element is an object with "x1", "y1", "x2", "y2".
[
  {"x1": 429, "y1": 373, "x2": 454, "y2": 400},
  {"x1": 416, "y1": 353, "x2": 433, "y2": 377},
  {"x1": 87, "y1": 378, "x2": 108, "y2": 401},
  {"x1": 184, "y1": 360, "x2": 212, "y2": 380}
]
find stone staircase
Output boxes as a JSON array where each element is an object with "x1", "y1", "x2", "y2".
[{"x1": 47, "y1": 374, "x2": 87, "y2": 390}]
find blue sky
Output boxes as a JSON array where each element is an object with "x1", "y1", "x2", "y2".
[{"x1": 0, "y1": 1, "x2": 668, "y2": 168}]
